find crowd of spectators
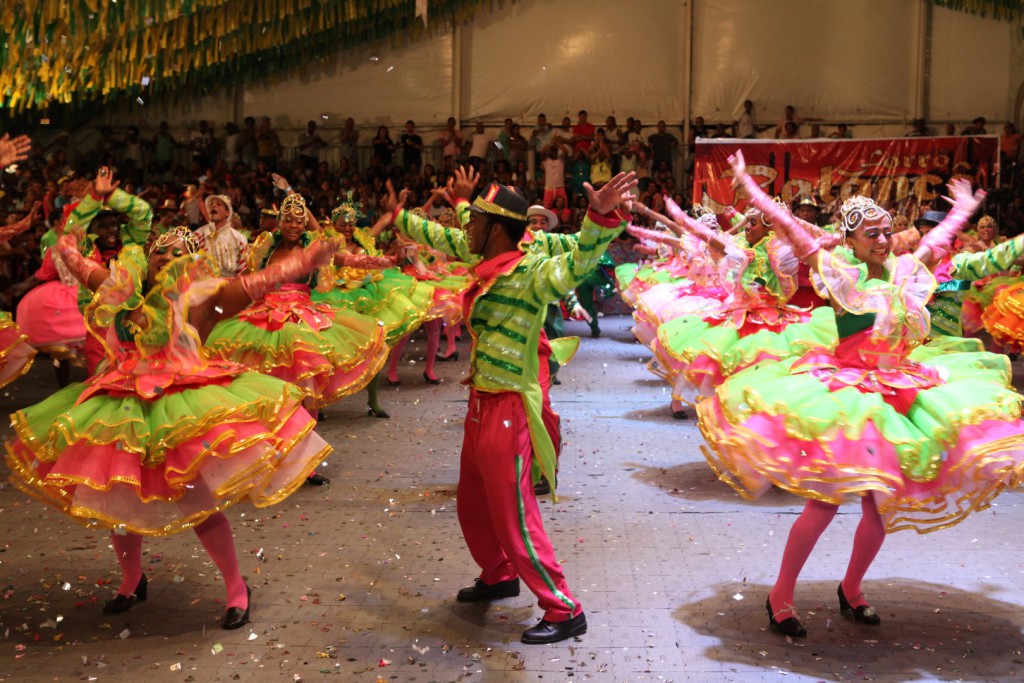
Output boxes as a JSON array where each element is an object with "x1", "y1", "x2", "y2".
[{"x1": 1, "y1": 106, "x2": 1022, "y2": 293}]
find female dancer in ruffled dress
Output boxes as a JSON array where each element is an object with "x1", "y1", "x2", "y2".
[
  {"x1": 205, "y1": 193, "x2": 390, "y2": 422},
  {"x1": 0, "y1": 134, "x2": 37, "y2": 387},
  {"x1": 384, "y1": 201, "x2": 471, "y2": 385},
  {"x1": 647, "y1": 198, "x2": 835, "y2": 414},
  {"x1": 700, "y1": 151, "x2": 1024, "y2": 637},
  {"x1": 312, "y1": 198, "x2": 435, "y2": 416},
  {"x1": 5, "y1": 224, "x2": 335, "y2": 630}
]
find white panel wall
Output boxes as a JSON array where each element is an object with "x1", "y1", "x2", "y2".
[
  {"x1": 930, "y1": 5, "x2": 1013, "y2": 123},
  {"x1": 85, "y1": 0, "x2": 1021, "y2": 137},
  {"x1": 461, "y1": 0, "x2": 687, "y2": 123},
  {"x1": 693, "y1": 0, "x2": 919, "y2": 124},
  {"x1": 243, "y1": 33, "x2": 455, "y2": 128}
]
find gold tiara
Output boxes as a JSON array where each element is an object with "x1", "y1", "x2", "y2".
[
  {"x1": 148, "y1": 226, "x2": 199, "y2": 257},
  {"x1": 840, "y1": 195, "x2": 888, "y2": 232},
  {"x1": 280, "y1": 194, "x2": 307, "y2": 219}
]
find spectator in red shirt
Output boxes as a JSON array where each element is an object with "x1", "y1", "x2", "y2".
[{"x1": 572, "y1": 110, "x2": 596, "y2": 157}]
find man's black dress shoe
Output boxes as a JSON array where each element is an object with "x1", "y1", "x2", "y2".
[
  {"x1": 456, "y1": 577, "x2": 520, "y2": 603},
  {"x1": 533, "y1": 477, "x2": 551, "y2": 496},
  {"x1": 223, "y1": 584, "x2": 252, "y2": 630},
  {"x1": 521, "y1": 612, "x2": 587, "y2": 644},
  {"x1": 103, "y1": 574, "x2": 148, "y2": 614},
  {"x1": 838, "y1": 583, "x2": 881, "y2": 625}
]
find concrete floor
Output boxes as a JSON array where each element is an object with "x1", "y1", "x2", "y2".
[{"x1": 2, "y1": 315, "x2": 1024, "y2": 683}]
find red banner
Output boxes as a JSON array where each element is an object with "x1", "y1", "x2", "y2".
[{"x1": 692, "y1": 136, "x2": 1000, "y2": 213}]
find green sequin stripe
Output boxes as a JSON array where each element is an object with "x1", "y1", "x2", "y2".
[
  {"x1": 515, "y1": 454, "x2": 576, "y2": 612},
  {"x1": 442, "y1": 227, "x2": 461, "y2": 256},
  {"x1": 476, "y1": 349, "x2": 523, "y2": 375},
  {"x1": 487, "y1": 293, "x2": 539, "y2": 315},
  {"x1": 401, "y1": 213, "x2": 437, "y2": 251},
  {"x1": 470, "y1": 317, "x2": 528, "y2": 344},
  {"x1": 71, "y1": 202, "x2": 100, "y2": 222}
]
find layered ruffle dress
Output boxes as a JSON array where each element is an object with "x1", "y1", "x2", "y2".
[
  {"x1": 5, "y1": 247, "x2": 330, "y2": 535},
  {"x1": 311, "y1": 229, "x2": 434, "y2": 346},
  {"x1": 699, "y1": 246, "x2": 1024, "y2": 533},
  {"x1": 632, "y1": 232, "x2": 728, "y2": 350},
  {"x1": 653, "y1": 234, "x2": 835, "y2": 405},
  {"x1": 0, "y1": 312, "x2": 35, "y2": 388},
  {"x1": 205, "y1": 232, "x2": 390, "y2": 408},
  {"x1": 15, "y1": 245, "x2": 93, "y2": 365}
]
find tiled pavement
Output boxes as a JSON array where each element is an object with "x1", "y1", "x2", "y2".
[{"x1": 2, "y1": 315, "x2": 1024, "y2": 682}]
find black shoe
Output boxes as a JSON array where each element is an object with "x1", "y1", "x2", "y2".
[
  {"x1": 551, "y1": 376, "x2": 561, "y2": 386},
  {"x1": 590, "y1": 327, "x2": 601, "y2": 339},
  {"x1": 423, "y1": 372, "x2": 441, "y2": 385},
  {"x1": 223, "y1": 584, "x2": 251, "y2": 630},
  {"x1": 103, "y1": 574, "x2": 148, "y2": 614},
  {"x1": 837, "y1": 584, "x2": 881, "y2": 625},
  {"x1": 533, "y1": 477, "x2": 551, "y2": 496},
  {"x1": 305, "y1": 472, "x2": 330, "y2": 486},
  {"x1": 367, "y1": 405, "x2": 390, "y2": 419},
  {"x1": 386, "y1": 377, "x2": 401, "y2": 386},
  {"x1": 316, "y1": 410, "x2": 326, "y2": 422},
  {"x1": 766, "y1": 597, "x2": 806, "y2": 638},
  {"x1": 456, "y1": 577, "x2": 520, "y2": 603},
  {"x1": 672, "y1": 409, "x2": 688, "y2": 420},
  {"x1": 521, "y1": 612, "x2": 587, "y2": 644},
  {"x1": 436, "y1": 351, "x2": 459, "y2": 362}
]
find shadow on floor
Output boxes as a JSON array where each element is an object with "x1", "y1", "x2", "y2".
[
  {"x1": 675, "y1": 579, "x2": 1024, "y2": 681},
  {"x1": 629, "y1": 460, "x2": 797, "y2": 506}
]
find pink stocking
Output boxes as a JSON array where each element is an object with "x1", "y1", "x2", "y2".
[
  {"x1": 110, "y1": 531, "x2": 143, "y2": 597},
  {"x1": 769, "y1": 499, "x2": 838, "y2": 618},
  {"x1": 841, "y1": 495, "x2": 886, "y2": 607},
  {"x1": 424, "y1": 319, "x2": 441, "y2": 380},
  {"x1": 387, "y1": 334, "x2": 411, "y2": 383},
  {"x1": 193, "y1": 513, "x2": 248, "y2": 609},
  {"x1": 443, "y1": 322, "x2": 458, "y2": 357}
]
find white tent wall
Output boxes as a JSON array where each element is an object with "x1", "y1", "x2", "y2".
[
  {"x1": 930, "y1": 5, "x2": 1013, "y2": 124},
  {"x1": 84, "y1": 0, "x2": 1019, "y2": 159},
  {"x1": 460, "y1": 0, "x2": 686, "y2": 124},
  {"x1": 692, "y1": 0, "x2": 921, "y2": 127}
]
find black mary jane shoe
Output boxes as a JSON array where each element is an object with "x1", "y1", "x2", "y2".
[
  {"x1": 456, "y1": 577, "x2": 521, "y2": 603},
  {"x1": 838, "y1": 584, "x2": 881, "y2": 625},
  {"x1": 766, "y1": 597, "x2": 807, "y2": 638},
  {"x1": 533, "y1": 476, "x2": 552, "y2": 496},
  {"x1": 386, "y1": 377, "x2": 401, "y2": 386},
  {"x1": 423, "y1": 372, "x2": 442, "y2": 385},
  {"x1": 672, "y1": 409, "x2": 688, "y2": 420},
  {"x1": 521, "y1": 612, "x2": 588, "y2": 644},
  {"x1": 316, "y1": 410, "x2": 326, "y2": 422},
  {"x1": 223, "y1": 584, "x2": 252, "y2": 630},
  {"x1": 367, "y1": 405, "x2": 391, "y2": 419},
  {"x1": 305, "y1": 473, "x2": 330, "y2": 486},
  {"x1": 103, "y1": 574, "x2": 148, "y2": 614},
  {"x1": 435, "y1": 351, "x2": 459, "y2": 362}
]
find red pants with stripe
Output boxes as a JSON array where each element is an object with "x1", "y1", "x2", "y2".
[{"x1": 457, "y1": 389, "x2": 581, "y2": 622}]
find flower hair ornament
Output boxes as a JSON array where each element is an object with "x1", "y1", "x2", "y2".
[
  {"x1": 840, "y1": 195, "x2": 889, "y2": 233},
  {"x1": 148, "y1": 226, "x2": 200, "y2": 258},
  {"x1": 331, "y1": 192, "x2": 364, "y2": 225}
]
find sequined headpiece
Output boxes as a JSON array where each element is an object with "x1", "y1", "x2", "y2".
[
  {"x1": 331, "y1": 193, "x2": 364, "y2": 225},
  {"x1": 691, "y1": 204, "x2": 719, "y2": 230},
  {"x1": 148, "y1": 226, "x2": 200, "y2": 257},
  {"x1": 840, "y1": 196, "x2": 890, "y2": 233},
  {"x1": 279, "y1": 193, "x2": 307, "y2": 220}
]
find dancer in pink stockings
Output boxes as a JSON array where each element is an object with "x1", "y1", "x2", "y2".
[
  {"x1": 700, "y1": 151, "x2": 1024, "y2": 638},
  {"x1": 5, "y1": 224, "x2": 335, "y2": 630}
]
